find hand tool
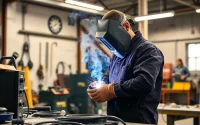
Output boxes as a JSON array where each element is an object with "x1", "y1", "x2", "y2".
[
  {"x1": 18, "y1": 34, "x2": 33, "y2": 70},
  {"x1": 55, "y1": 61, "x2": 72, "y2": 75},
  {"x1": 44, "y1": 42, "x2": 49, "y2": 85},
  {"x1": 50, "y1": 42, "x2": 57, "y2": 76},
  {"x1": 37, "y1": 42, "x2": 44, "y2": 80},
  {"x1": 45, "y1": 42, "x2": 49, "y2": 72},
  {"x1": 7, "y1": 52, "x2": 19, "y2": 67}
]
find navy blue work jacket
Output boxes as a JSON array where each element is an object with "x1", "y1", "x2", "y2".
[{"x1": 105, "y1": 31, "x2": 164, "y2": 124}]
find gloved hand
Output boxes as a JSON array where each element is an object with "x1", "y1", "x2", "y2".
[
  {"x1": 180, "y1": 75, "x2": 187, "y2": 80},
  {"x1": 87, "y1": 83, "x2": 117, "y2": 103}
]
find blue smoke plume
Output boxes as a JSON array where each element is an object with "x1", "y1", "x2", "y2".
[{"x1": 80, "y1": 18, "x2": 110, "y2": 82}]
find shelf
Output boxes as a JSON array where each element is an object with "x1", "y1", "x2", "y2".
[{"x1": 18, "y1": 30, "x2": 78, "y2": 41}]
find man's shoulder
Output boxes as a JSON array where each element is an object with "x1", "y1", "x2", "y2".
[{"x1": 137, "y1": 39, "x2": 162, "y2": 55}]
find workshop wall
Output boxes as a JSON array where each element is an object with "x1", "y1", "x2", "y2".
[
  {"x1": 6, "y1": 2, "x2": 78, "y2": 92},
  {"x1": 149, "y1": 13, "x2": 200, "y2": 66}
]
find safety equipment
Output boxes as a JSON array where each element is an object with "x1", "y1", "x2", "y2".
[
  {"x1": 87, "y1": 83, "x2": 116, "y2": 103},
  {"x1": 96, "y1": 16, "x2": 135, "y2": 58}
]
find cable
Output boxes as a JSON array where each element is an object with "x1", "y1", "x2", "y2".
[
  {"x1": 161, "y1": 104, "x2": 167, "y2": 123},
  {"x1": 100, "y1": 115, "x2": 126, "y2": 125},
  {"x1": 24, "y1": 90, "x2": 29, "y2": 118},
  {"x1": 34, "y1": 121, "x2": 84, "y2": 125},
  {"x1": 11, "y1": 119, "x2": 24, "y2": 125},
  {"x1": 58, "y1": 121, "x2": 84, "y2": 125},
  {"x1": 34, "y1": 121, "x2": 58, "y2": 125}
]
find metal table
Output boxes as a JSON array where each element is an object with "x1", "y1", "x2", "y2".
[{"x1": 158, "y1": 104, "x2": 200, "y2": 125}]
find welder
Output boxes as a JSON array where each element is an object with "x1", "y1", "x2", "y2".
[{"x1": 87, "y1": 10, "x2": 164, "y2": 124}]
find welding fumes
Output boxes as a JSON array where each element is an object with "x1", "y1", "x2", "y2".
[{"x1": 80, "y1": 18, "x2": 110, "y2": 89}]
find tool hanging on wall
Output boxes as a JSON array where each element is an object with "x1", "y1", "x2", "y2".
[
  {"x1": 18, "y1": 34, "x2": 33, "y2": 70},
  {"x1": 54, "y1": 61, "x2": 72, "y2": 87},
  {"x1": 7, "y1": 52, "x2": 19, "y2": 67},
  {"x1": 45, "y1": 42, "x2": 49, "y2": 73},
  {"x1": 55, "y1": 61, "x2": 72, "y2": 75},
  {"x1": 36, "y1": 42, "x2": 44, "y2": 80},
  {"x1": 50, "y1": 42, "x2": 57, "y2": 76},
  {"x1": 43, "y1": 42, "x2": 49, "y2": 86}
]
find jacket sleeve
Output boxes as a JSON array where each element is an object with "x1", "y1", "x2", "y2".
[
  {"x1": 114, "y1": 47, "x2": 164, "y2": 97},
  {"x1": 172, "y1": 68, "x2": 175, "y2": 73},
  {"x1": 184, "y1": 67, "x2": 190, "y2": 77},
  {"x1": 103, "y1": 72, "x2": 109, "y2": 83}
]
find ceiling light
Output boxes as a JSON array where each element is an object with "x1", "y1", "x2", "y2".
[
  {"x1": 134, "y1": 11, "x2": 175, "y2": 22},
  {"x1": 196, "y1": 9, "x2": 200, "y2": 13},
  {"x1": 65, "y1": 0, "x2": 104, "y2": 11}
]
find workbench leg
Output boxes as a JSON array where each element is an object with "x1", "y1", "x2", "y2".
[
  {"x1": 167, "y1": 115, "x2": 175, "y2": 125},
  {"x1": 187, "y1": 92, "x2": 191, "y2": 105},
  {"x1": 194, "y1": 117, "x2": 199, "y2": 125},
  {"x1": 162, "y1": 92, "x2": 165, "y2": 104}
]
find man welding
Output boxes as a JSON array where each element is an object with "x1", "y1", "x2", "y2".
[{"x1": 87, "y1": 10, "x2": 164, "y2": 124}]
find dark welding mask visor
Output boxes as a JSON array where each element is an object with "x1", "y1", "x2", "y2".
[{"x1": 96, "y1": 19, "x2": 131, "y2": 58}]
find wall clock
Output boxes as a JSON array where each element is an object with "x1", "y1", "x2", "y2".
[{"x1": 48, "y1": 15, "x2": 62, "y2": 34}]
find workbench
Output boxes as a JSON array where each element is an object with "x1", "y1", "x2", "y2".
[
  {"x1": 158, "y1": 104, "x2": 200, "y2": 125},
  {"x1": 162, "y1": 88, "x2": 197, "y2": 105}
]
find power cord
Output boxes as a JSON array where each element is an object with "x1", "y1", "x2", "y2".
[
  {"x1": 161, "y1": 104, "x2": 167, "y2": 123},
  {"x1": 34, "y1": 115, "x2": 126, "y2": 125},
  {"x1": 34, "y1": 121, "x2": 83, "y2": 125},
  {"x1": 101, "y1": 115, "x2": 126, "y2": 125},
  {"x1": 23, "y1": 90, "x2": 29, "y2": 118},
  {"x1": 34, "y1": 121, "x2": 58, "y2": 125}
]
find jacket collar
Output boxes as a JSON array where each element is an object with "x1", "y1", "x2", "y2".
[{"x1": 125, "y1": 31, "x2": 144, "y2": 57}]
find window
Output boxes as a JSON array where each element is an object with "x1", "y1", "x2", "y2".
[{"x1": 187, "y1": 43, "x2": 200, "y2": 71}]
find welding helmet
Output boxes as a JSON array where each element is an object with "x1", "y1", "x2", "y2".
[{"x1": 96, "y1": 15, "x2": 135, "y2": 58}]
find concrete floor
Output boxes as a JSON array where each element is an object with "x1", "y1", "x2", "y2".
[{"x1": 158, "y1": 114, "x2": 194, "y2": 125}]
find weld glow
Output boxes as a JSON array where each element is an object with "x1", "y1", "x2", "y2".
[
  {"x1": 134, "y1": 11, "x2": 174, "y2": 22},
  {"x1": 94, "y1": 81, "x2": 104, "y2": 89},
  {"x1": 65, "y1": 0, "x2": 104, "y2": 11}
]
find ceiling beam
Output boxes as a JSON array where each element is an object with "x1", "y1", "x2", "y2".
[
  {"x1": 174, "y1": 0, "x2": 199, "y2": 9},
  {"x1": 123, "y1": 5, "x2": 134, "y2": 13},
  {"x1": 98, "y1": 0, "x2": 109, "y2": 10},
  {"x1": 87, "y1": 0, "x2": 98, "y2": 3},
  {"x1": 109, "y1": 2, "x2": 136, "y2": 9},
  {"x1": 109, "y1": 0, "x2": 154, "y2": 10}
]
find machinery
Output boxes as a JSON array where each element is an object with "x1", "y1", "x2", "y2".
[
  {"x1": 39, "y1": 73, "x2": 97, "y2": 114},
  {"x1": 67, "y1": 73, "x2": 97, "y2": 114},
  {"x1": 0, "y1": 57, "x2": 25, "y2": 119},
  {"x1": 39, "y1": 87, "x2": 69, "y2": 111},
  {"x1": 53, "y1": 73, "x2": 97, "y2": 114}
]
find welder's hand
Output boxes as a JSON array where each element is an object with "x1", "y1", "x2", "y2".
[
  {"x1": 87, "y1": 83, "x2": 117, "y2": 103},
  {"x1": 181, "y1": 75, "x2": 187, "y2": 80}
]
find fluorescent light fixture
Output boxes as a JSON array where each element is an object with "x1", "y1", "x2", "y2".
[
  {"x1": 134, "y1": 11, "x2": 175, "y2": 22},
  {"x1": 65, "y1": 0, "x2": 104, "y2": 11},
  {"x1": 196, "y1": 9, "x2": 200, "y2": 13}
]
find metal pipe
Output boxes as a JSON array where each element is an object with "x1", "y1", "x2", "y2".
[
  {"x1": 50, "y1": 42, "x2": 57, "y2": 76},
  {"x1": 174, "y1": 0, "x2": 199, "y2": 9},
  {"x1": 153, "y1": 37, "x2": 200, "y2": 43},
  {"x1": 80, "y1": 25, "x2": 111, "y2": 58}
]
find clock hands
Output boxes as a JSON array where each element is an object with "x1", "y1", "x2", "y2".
[{"x1": 48, "y1": 15, "x2": 62, "y2": 34}]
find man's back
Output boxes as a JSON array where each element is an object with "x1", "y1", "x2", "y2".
[{"x1": 107, "y1": 31, "x2": 164, "y2": 124}]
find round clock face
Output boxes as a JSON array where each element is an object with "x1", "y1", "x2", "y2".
[{"x1": 48, "y1": 15, "x2": 62, "y2": 34}]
